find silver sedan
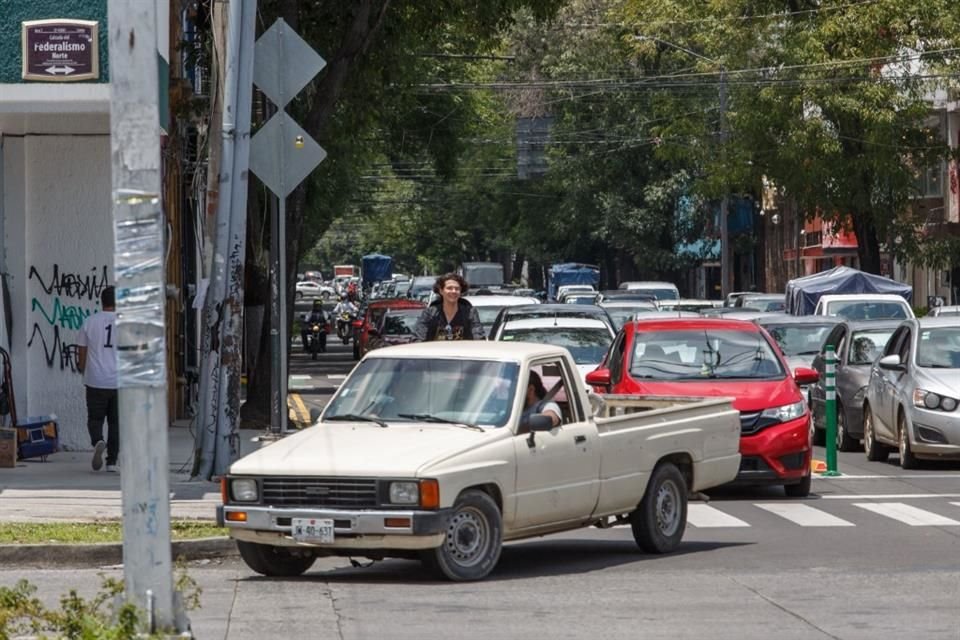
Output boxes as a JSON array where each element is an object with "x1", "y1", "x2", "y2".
[{"x1": 863, "y1": 317, "x2": 960, "y2": 468}]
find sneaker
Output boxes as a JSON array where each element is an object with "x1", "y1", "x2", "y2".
[
  {"x1": 105, "y1": 464, "x2": 118, "y2": 473},
  {"x1": 92, "y1": 441, "x2": 106, "y2": 471}
]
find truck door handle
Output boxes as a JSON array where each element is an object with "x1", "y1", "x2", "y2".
[{"x1": 574, "y1": 435, "x2": 586, "y2": 444}]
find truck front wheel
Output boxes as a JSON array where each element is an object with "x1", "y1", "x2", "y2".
[
  {"x1": 422, "y1": 490, "x2": 502, "y2": 581},
  {"x1": 237, "y1": 540, "x2": 316, "y2": 577},
  {"x1": 630, "y1": 463, "x2": 687, "y2": 554}
]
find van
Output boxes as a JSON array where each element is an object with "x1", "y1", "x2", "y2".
[{"x1": 617, "y1": 281, "x2": 680, "y2": 302}]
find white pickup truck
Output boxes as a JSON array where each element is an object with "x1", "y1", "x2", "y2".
[{"x1": 218, "y1": 342, "x2": 742, "y2": 581}]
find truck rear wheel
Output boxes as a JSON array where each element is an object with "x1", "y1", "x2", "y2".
[
  {"x1": 237, "y1": 540, "x2": 316, "y2": 577},
  {"x1": 422, "y1": 490, "x2": 502, "y2": 581},
  {"x1": 630, "y1": 463, "x2": 687, "y2": 554}
]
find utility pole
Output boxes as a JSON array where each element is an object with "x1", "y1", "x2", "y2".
[
  {"x1": 107, "y1": 0, "x2": 186, "y2": 632},
  {"x1": 719, "y1": 67, "x2": 730, "y2": 299},
  {"x1": 195, "y1": 0, "x2": 257, "y2": 479}
]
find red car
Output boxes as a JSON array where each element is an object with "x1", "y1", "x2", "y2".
[
  {"x1": 353, "y1": 298, "x2": 425, "y2": 359},
  {"x1": 586, "y1": 318, "x2": 819, "y2": 497}
]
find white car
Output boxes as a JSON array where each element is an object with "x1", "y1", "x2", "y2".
[
  {"x1": 495, "y1": 316, "x2": 615, "y2": 381},
  {"x1": 295, "y1": 280, "x2": 335, "y2": 300},
  {"x1": 465, "y1": 294, "x2": 540, "y2": 329},
  {"x1": 599, "y1": 300, "x2": 658, "y2": 330},
  {"x1": 618, "y1": 281, "x2": 680, "y2": 302},
  {"x1": 556, "y1": 284, "x2": 596, "y2": 300},
  {"x1": 813, "y1": 294, "x2": 914, "y2": 320}
]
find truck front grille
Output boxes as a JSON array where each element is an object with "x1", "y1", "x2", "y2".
[{"x1": 261, "y1": 477, "x2": 378, "y2": 508}]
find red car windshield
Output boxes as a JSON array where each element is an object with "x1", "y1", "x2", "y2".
[{"x1": 629, "y1": 329, "x2": 784, "y2": 380}]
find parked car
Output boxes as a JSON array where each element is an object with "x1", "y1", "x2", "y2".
[
  {"x1": 617, "y1": 281, "x2": 680, "y2": 301},
  {"x1": 808, "y1": 320, "x2": 900, "y2": 449},
  {"x1": 586, "y1": 318, "x2": 819, "y2": 497},
  {"x1": 487, "y1": 303, "x2": 616, "y2": 339},
  {"x1": 862, "y1": 317, "x2": 960, "y2": 468},
  {"x1": 495, "y1": 316, "x2": 615, "y2": 380},
  {"x1": 295, "y1": 280, "x2": 335, "y2": 301},
  {"x1": 353, "y1": 298, "x2": 425, "y2": 360},
  {"x1": 219, "y1": 341, "x2": 742, "y2": 580},
  {"x1": 813, "y1": 294, "x2": 914, "y2": 320}
]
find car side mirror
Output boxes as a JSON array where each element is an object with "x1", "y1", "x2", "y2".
[
  {"x1": 585, "y1": 369, "x2": 611, "y2": 387},
  {"x1": 877, "y1": 354, "x2": 905, "y2": 371},
  {"x1": 793, "y1": 367, "x2": 819, "y2": 386}
]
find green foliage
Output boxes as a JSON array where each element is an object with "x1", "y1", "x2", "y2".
[
  {"x1": 0, "y1": 521, "x2": 226, "y2": 544},
  {"x1": 0, "y1": 569, "x2": 201, "y2": 639}
]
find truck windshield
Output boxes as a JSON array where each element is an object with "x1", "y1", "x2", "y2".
[
  {"x1": 629, "y1": 329, "x2": 784, "y2": 380},
  {"x1": 324, "y1": 357, "x2": 520, "y2": 428}
]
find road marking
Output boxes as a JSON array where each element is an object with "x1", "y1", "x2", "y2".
[
  {"x1": 755, "y1": 503, "x2": 854, "y2": 527},
  {"x1": 288, "y1": 393, "x2": 310, "y2": 426},
  {"x1": 853, "y1": 502, "x2": 960, "y2": 526},
  {"x1": 686, "y1": 504, "x2": 750, "y2": 528},
  {"x1": 290, "y1": 375, "x2": 311, "y2": 380},
  {"x1": 814, "y1": 474, "x2": 960, "y2": 480},
  {"x1": 327, "y1": 374, "x2": 348, "y2": 380},
  {"x1": 821, "y1": 493, "x2": 960, "y2": 500}
]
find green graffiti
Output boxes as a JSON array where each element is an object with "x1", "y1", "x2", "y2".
[{"x1": 31, "y1": 297, "x2": 92, "y2": 330}]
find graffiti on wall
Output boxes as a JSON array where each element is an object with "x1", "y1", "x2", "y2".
[{"x1": 27, "y1": 264, "x2": 110, "y2": 371}]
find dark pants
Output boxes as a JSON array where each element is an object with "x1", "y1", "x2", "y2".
[{"x1": 86, "y1": 386, "x2": 119, "y2": 465}]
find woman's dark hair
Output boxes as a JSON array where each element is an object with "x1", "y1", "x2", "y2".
[
  {"x1": 528, "y1": 370, "x2": 547, "y2": 400},
  {"x1": 433, "y1": 273, "x2": 469, "y2": 295}
]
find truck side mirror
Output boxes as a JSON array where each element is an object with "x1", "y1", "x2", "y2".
[{"x1": 522, "y1": 413, "x2": 555, "y2": 448}]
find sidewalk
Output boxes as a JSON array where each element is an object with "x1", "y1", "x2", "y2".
[{"x1": 0, "y1": 422, "x2": 265, "y2": 523}]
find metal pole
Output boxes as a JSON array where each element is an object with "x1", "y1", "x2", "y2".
[
  {"x1": 269, "y1": 21, "x2": 289, "y2": 436},
  {"x1": 719, "y1": 67, "x2": 730, "y2": 299},
  {"x1": 196, "y1": 0, "x2": 257, "y2": 478},
  {"x1": 106, "y1": 0, "x2": 180, "y2": 630},
  {"x1": 823, "y1": 345, "x2": 841, "y2": 476}
]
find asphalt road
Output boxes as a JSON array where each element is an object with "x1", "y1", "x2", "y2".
[{"x1": 7, "y1": 335, "x2": 960, "y2": 638}]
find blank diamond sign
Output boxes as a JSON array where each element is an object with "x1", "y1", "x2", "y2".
[
  {"x1": 254, "y1": 18, "x2": 325, "y2": 108},
  {"x1": 250, "y1": 111, "x2": 326, "y2": 198}
]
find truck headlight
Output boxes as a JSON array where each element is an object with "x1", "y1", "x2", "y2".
[
  {"x1": 389, "y1": 481, "x2": 419, "y2": 505},
  {"x1": 761, "y1": 401, "x2": 805, "y2": 424},
  {"x1": 230, "y1": 478, "x2": 259, "y2": 502}
]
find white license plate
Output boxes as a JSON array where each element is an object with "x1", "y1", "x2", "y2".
[{"x1": 291, "y1": 518, "x2": 334, "y2": 543}]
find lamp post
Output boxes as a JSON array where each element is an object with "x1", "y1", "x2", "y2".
[{"x1": 635, "y1": 36, "x2": 729, "y2": 297}]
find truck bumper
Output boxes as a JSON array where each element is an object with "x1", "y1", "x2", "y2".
[
  {"x1": 734, "y1": 415, "x2": 811, "y2": 485},
  {"x1": 219, "y1": 505, "x2": 451, "y2": 550}
]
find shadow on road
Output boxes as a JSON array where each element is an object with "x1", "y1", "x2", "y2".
[{"x1": 238, "y1": 538, "x2": 752, "y2": 585}]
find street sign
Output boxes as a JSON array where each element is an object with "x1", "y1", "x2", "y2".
[
  {"x1": 21, "y1": 19, "x2": 99, "y2": 82},
  {"x1": 253, "y1": 18, "x2": 325, "y2": 109},
  {"x1": 250, "y1": 111, "x2": 327, "y2": 199}
]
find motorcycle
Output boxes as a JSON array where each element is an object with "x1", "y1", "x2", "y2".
[
  {"x1": 337, "y1": 311, "x2": 356, "y2": 345},
  {"x1": 303, "y1": 315, "x2": 327, "y2": 359}
]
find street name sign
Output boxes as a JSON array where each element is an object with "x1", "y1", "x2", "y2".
[{"x1": 21, "y1": 19, "x2": 100, "y2": 82}]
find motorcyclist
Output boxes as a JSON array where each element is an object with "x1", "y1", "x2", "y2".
[
  {"x1": 333, "y1": 295, "x2": 359, "y2": 318},
  {"x1": 301, "y1": 300, "x2": 327, "y2": 353},
  {"x1": 333, "y1": 295, "x2": 360, "y2": 344}
]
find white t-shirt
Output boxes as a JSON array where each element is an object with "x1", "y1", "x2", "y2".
[{"x1": 77, "y1": 310, "x2": 117, "y2": 389}]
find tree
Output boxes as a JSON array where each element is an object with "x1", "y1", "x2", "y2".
[{"x1": 619, "y1": 0, "x2": 960, "y2": 273}]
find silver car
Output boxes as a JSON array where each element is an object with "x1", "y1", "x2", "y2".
[
  {"x1": 863, "y1": 317, "x2": 960, "y2": 468},
  {"x1": 809, "y1": 320, "x2": 900, "y2": 451}
]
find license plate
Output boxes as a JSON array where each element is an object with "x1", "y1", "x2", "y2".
[{"x1": 291, "y1": 518, "x2": 334, "y2": 543}]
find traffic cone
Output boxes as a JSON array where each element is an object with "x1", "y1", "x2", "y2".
[{"x1": 811, "y1": 459, "x2": 827, "y2": 473}]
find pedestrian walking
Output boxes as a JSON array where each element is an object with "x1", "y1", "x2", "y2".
[
  {"x1": 77, "y1": 286, "x2": 118, "y2": 472},
  {"x1": 413, "y1": 273, "x2": 485, "y2": 341}
]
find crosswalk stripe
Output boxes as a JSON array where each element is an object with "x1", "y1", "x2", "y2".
[
  {"x1": 687, "y1": 504, "x2": 750, "y2": 528},
  {"x1": 327, "y1": 374, "x2": 348, "y2": 380},
  {"x1": 853, "y1": 502, "x2": 960, "y2": 526},
  {"x1": 755, "y1": 503, "x2": 854, "y2": 527}
]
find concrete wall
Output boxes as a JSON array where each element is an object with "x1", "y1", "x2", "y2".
[{"x1": 2, "y1": 134, "x2": 113, "y2": 451}]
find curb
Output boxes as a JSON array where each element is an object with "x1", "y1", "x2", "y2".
[{"x1": 0, "y1": 536, "x2": 237, "y2": 568}]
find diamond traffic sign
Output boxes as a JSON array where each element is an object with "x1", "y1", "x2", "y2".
[
  {"x1": 254, "y1": 18, "x2": 325, "y2": 109},
  {"x1": 250, "y1": 111, "x2": 326, "y2": 198}
]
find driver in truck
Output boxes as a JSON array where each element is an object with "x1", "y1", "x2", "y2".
[{"x1": 521, "y1": 370, "x2": 561, "y2": 427}]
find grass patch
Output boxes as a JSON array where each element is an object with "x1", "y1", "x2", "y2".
[{"x1": 0, "y1": 520, "x2": 226, "y2": 544}]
